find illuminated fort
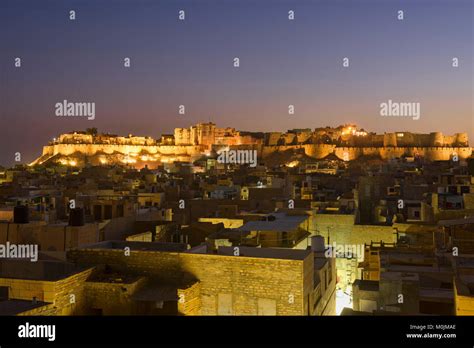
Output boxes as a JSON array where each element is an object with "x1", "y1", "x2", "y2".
[{"x1": 30, "y1": 123, "x2": 473, "y2": 167}]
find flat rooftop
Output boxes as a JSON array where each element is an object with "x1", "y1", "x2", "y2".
[
  {"x1": 78, "y1": 241, "x2": 312, "y2": 261},
  {"x1": 0, "y1": 299, "x2": 51, "y2": 315},
  {"x1": 354, "y1": 279, "x2": 379, "y2": 292},
  {"x1": 383, "y1": 264, "x2": 453, "y2": 274},
  {"x1": 216, "y1": 246, "x2": 311, "y2": 261},
  {"x1": 438, "y1": 217, "x2": 474, "y2": 226},
  {"x1": 80, "y1": 241, "x2": 188, "y2": 252},
  {"x1": 236, "y1": 213, "x2": 308, "y2": 232},
  {"x1": 86, "y1": 271, "x2": 143, "y2": 284},
  {"x1": 381, "y1": 272, "x2": 419, "y2": 282},
  {"x1": 0, "y1": 259, "x2": 88, "y2": 281}
]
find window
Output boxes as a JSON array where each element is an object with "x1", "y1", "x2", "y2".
[
  {"x1": 104, "y1": 205, "x2": 112, "y2": 219},
  {"x1": 93, "y1": 205, "x2": 102, "y2": 220},
  {"x1": 281, "y1": 232, "x2": 289, "y2": 247}
]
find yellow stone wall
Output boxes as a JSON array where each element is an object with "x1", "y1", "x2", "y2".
[
  {"x1": 454, "y1": 279, "x2": 474, "y2": 316},
  {"x1": 0, "y1": 267, "x2": 94, "y2": 315},
  {"x1": 67, "y1": 248, "x2": 313, "y2": 315}
]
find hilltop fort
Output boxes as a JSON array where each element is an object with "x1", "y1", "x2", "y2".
[{"x1": 30, "y1": 123, "x2": 472, "y2": 168}]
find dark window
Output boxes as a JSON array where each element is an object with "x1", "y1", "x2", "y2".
[
  {"x1": 104, "y1": 205, "x2": 112, "y2": 219},
  {"x1": 281, "y1": 232, "x2": 289, "y2": 247},
  {"x1": 116, "y1": 205, "x2": 124, "y2": 217},
  {"x1": 93, "y1": 205, "x2": 102, "y2": 220}
]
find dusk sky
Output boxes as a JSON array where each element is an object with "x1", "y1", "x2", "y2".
[{"x1": 0, "y1": 0, "x2": 472, "y2": 166}]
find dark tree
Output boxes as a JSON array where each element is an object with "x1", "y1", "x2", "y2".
[{"x1": 86, "y1": 127, "x2": 98, "y2": 136}]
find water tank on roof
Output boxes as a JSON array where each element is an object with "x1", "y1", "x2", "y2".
[
  {"x1": 69, "y1": 207, "x2": 85, "y2": 226},
  {"x1": 13, "y1": 205, "x2": 29, "y2": 224},
  {"x1": 311, "y1": 235, "x2": 325, "y2": 253}
]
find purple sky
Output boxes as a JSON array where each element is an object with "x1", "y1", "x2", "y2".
[{"x1": 0, "y1": 0, "x2": 472, "y2": 166}]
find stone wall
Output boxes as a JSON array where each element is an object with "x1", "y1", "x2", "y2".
[
  {"x1": 35, "y1": 141, "x2": 473, "y2": 166},
  {"x1": 52, "y1": 267, "x2": 95, "y2": 315},
  {"x1": 454, "y1": 279, "x2": 474, "y2": 315},
  {"x1": 260, "y1": 145, "x2": 472, "y2": 162},
  {"x1": 0, "y1": 222, "x2": 99, "y2": 252},
  {"x1": 84, "y1": 276, "x2": 147, "y2": 315},
  {"x1": 0, "y1": 267, "x2": 94, "y2": 315},
  {"x1": 67, "y1": 248, "x2": 313, "y2": 315},
  {"x1": 41, "y1": 144, "x2": 208, "y2": 158},
  {"x1": 178, "y1": 281, "x2": 202, "y2": 315}
]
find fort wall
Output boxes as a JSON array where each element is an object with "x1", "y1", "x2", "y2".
[
  {"x1": 42, "y1": 144, "x2": 208, "y2": 157},
  {"x1": 36, "y1": 125, "x2": 473, "y2": 166},
  {"x1": 40, "y1": 142, "x2": 473, "y2": 164}
]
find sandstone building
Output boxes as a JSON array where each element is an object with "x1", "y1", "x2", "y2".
[{"x1": 31, "y1": 123, "x2": 473, "y2": 168}]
